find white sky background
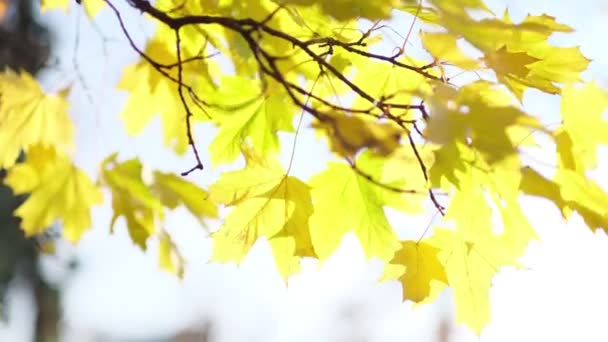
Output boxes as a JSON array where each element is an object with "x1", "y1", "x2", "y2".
[{"x1": 2, "y1": 0, "x2": 608, "y2": 341}]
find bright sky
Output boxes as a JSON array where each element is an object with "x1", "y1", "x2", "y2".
[{"x1": 2, "y1": 1, "x2": 608, "y2": 341}]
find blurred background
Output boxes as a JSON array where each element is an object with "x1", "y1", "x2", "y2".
[{"x1": 1, "y1": 0, "x2": 608, "y2": 341}]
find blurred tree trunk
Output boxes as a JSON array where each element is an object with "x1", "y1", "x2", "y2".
[
  {"x1": 33, "y1": 279, "x2": 59, "y2": 342},
  {"x1": 0, "y1": 0, "x2": 56, "y2": 341}
]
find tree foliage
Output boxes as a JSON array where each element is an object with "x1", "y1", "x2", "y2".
[{"x1": 0, "y1": 0, "x2": 606, "y2": 333}]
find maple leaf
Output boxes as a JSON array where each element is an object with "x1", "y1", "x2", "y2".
[
  {"x1": 556, "y1": 82, "x2": 608, "y2": 171},
  {"x1": 158, "y1": 231, "x2": 184, "y2": 277},
  {"x1": 435, "y1": 10, "x2": 589, "y2": 98},
  {"x1": 309, "y1": 158, "x2": 408, "y2": 262},
  {"x1": 431, "y1": 227, "x2": 496, "y2": 333},
  {"x1": 371, "y1": 144, "x2": 436, "y2": 195},
  {"x1": 433, "y1": 0, "x2": 491, "y2": 13},
  {"x1": 283, "y1": 0, "x2": 397, "y2": 20},
  {"x1": 0, "y1": 70, "x2": 73, "y2": 168},
  {"x1": 208, "y1": 77, "x2": 297, "y2": 166},
  {"x1": 151, "y1": 171, "x2": 218, "y2": 223},
  {"x1": 100, "y1": 153, "x2": 218, "y2": 249},
  {"x1": 484, "y1": 45, "x2": 540, "y2": 78},
  {"x1": 313, "y1": 113, "x2": 402, "y2": 158},
  {"x1": 398, "y1": 2, "x2": 440, "y2": 23},
  {"x1": 118, "y1": 34, "x2": 217, "y2": 154},
  {"x1": 4, "y1": 146, "x2": 102, "y2": 242},
  {"x1": 8, "y1": 0, "x2": 606, "y2": 335},
  {"x1": 430, "y1": 141, "x2": 519, "y2": 196},
  {"x1": 383, "y1": 240, "x2": 448, "y2": 303},
  {"x1": 40, "y1": 0, "x2": 105, "y2": 18},
  {"x1": 554, "y1": 169, "x2": 608, "y2": 232},
  {"x1": 429, "y1": 141, "x2": 536, "y2": 333},
  {"x1": 431, "y1": 189, "x2": 533, "y2": 333},
  {"x1": 209, "y1": 152, "x2": 313, "y2": 278},
  {"x1": 526, "y1": 83, "x2": 608, "y2": 232},
  {"x1": 520, "y1": 166, "x2": 569, "y2": 218},
  {"x1": 100, "y1": 154, "x2": 164, "y2": 249},
  {"x1": 421, "y1": 32, "x2": 479, "y2": 70},
  {"x1": 426, "y1": 82, "x2": 545, "y2": 163},
  {"x1": 352, "y1": 57, "x2": 432, "y2": 116}
]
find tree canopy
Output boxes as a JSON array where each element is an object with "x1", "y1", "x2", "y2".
[{"x1": 1, "y1": 0, "x2": 606, "y2": 334}]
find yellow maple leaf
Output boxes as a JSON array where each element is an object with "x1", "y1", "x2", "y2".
[
  {"x1": 430, "y1": 141, "x2": 524, "y2": 198},
  {"x1": 484, "y1": 45, "x2": 540, "y2": 79},
  {"x1": 0, "y1": 69, "x2": 73, "y2": 168},
  {"x1": 4, "y1": 145, "x2": 102, "y2": 242},
  {"x1": 40, "y1": 0, "x2": 70, "y2": 12},
  {"x1": 520, "y1": 166, "x2": 569, "y2": 218},
  {"x1": 158, "y1": 231, "x2": 184, "y2": 277},
  {"x1": 436, "y1": 10, "x2": 589, "y2": 98},
  {"x1": 100, "y1": 154, "x2": 164, "y2": 249},
  {"x1": 431, "y1": 228, "x2": 496, "y2": 333},
  {"x1": 383, "y1": 240, "x2": 448, "y2": 303},
  {"x1": 100, "y1": 153, "x2": 218, "y2": 249},
  {"x1": 208, "y1": 77, "x2": 296, "y2": 166},
  {"x1": 117, "y1": 40, "x2": 190, "y2": 154},
  {"x1": 526, "y1": 46, "x2": 590, "y2": 84},
  {"x1": 352, "y1": 57, "x2": 432, "y2": 117},
  {"x1": 433, "y1": 0, "x2": 491, "y2": 13},
  {"x1": 421, "y1": 32, "x2": 479, "y2": 70},
  {"x1": 426, "y1": 82, "x2": 544, "y2": 163},
  {"x1": 364, "y1": 144, "x2": 437, "y2": 195},
  {"x1": 555, "y1": 169, "x2": 608, "y2": 231},
  {"x1": 433, "y1": 190, "x2": 533, "y2": 333},
  {"x1": 118, "y1": 32, "x2": 217, "y2": 154},
  {"x1": 313, "y1": 113, "x2": 402, "y2": 158},
  {"x1": 490, "y1": 45, "x2": 588, "y2": 100},
  {"x1": 151, "y1": 171, "x2": 218, "y2": 223},
  {"x1": 282, "y1": 0, "x2": 397, "y2": 20},
  {"x1": 209, "y1": 152, "x2": 314, "y2": 278},
  {"x1": 309, "y1": 161, "x2": 403, "y2": 261},
  {"x1": 428, "y1": 140, "x2": 536, "y2": 333},
  {"x1": 40, "y1": 0, "x2": 105, "y2": 18},
  {"x1": 557, "y1": 82, "x2": 608, "y2": 171},
  {"x1": 398, "y1": 2, "x2": 440, "y2": 23}
]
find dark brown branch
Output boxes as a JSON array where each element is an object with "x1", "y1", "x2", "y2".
[
  {"x1": 406, "y1": 133, "x2": 445, "y2": 215},
  {"x1": 108, "y1": 0, "x2": 446, "y2": 213},
  {"x1": 174, "y1": 29, "x2": 204, "y2": 175}
]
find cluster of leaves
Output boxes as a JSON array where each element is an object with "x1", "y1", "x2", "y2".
[{"x1": 1, "y1": 0, "x2": 607, "y2": 333}]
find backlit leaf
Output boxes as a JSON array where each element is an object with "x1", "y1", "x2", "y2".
[
  {"x1": 426, "y1": 82, "x2": 545, "y2": 162},
  {"x1": 4, "y1": 146, "x2": 102, "y2": 242},
  {"x1": 209, "y1": 152, "x2": 313, "y2": 278},
  {"x1": 384, "y1": 240, "x2": 448, "y2": 303},
  {"x1": 421, "y1": 32, "x2": 479, "y2": 70},
  {"x1": 0, "y1": 70, "x2": 73, "y2": 168},
  {"x1": 118, "y1": 33, "x2": 217, "y2": 154},
  {"x1": 158, "y1": 231, "x2": 184, "y2": 277},
  {"x1": 313, "y1": 114, "x2": 402, "y2": 158},
  {"x1": 282, "y1": 0, "x2": 397, "y2": 20},
  {"x1": 557, "y1": 82, "x2": 608, "y2": 170},
  {"x1": 208, "y1": 77, "x2": 296, "y2": 165},
  {"x1": 151, "y1": 171, "x2": 218, "y2": 223},
  {"x1": 555, "y1": 169, "x2": 608, "y2": 231},
  {"x1": 100, "y1": 154, "x2": 164, "y2": 249},
  {"x1": 40, "y1": 0, "x2": 105, "y2": 18},
  {"x1": 309, "y1": 161, "x2": 402, "y2": 261}
]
